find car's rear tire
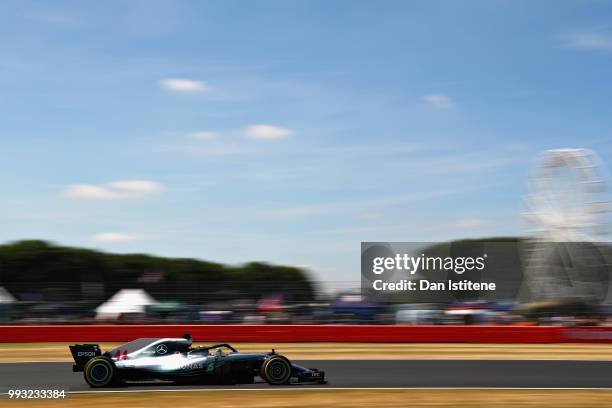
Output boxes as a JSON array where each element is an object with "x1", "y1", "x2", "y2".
[
  {"x1": 83, "y1": 356, "x2": 116, "y2": 387},
  {"x1": 260, "y1": 355, "x2": 292, "y2": 385}
]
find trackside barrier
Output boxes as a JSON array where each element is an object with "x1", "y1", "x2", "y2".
[{"x1": 1, "y1": 325, "x2": 611, "y2": 343}]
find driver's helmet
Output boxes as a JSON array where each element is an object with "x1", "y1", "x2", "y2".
[{"x1": 214, "y1": 347, "x2": 225, "y2": 358}]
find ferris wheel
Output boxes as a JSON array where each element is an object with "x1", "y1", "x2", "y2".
[
  {"x1": 524, "y1": 148, "x2": 610, "y2": 241},
  {"x1": 521, "y1": 148, "x2": 611, "y2": 302}
]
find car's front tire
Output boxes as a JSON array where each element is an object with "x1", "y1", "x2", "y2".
[
  {"x1": 260, "y1": 355, "x2": 292, "y2": 385},
  {"x1": 83, "y1": 356, "x2": 116, "y2": 387}
]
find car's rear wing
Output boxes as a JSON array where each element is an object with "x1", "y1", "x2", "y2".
[{"x1": 69, "y1": 344, "x2": 101, "y2": 372}]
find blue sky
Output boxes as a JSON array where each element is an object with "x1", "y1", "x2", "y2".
[{"x1": 1, "y1": 0, "x2": 612, "y2": 282}]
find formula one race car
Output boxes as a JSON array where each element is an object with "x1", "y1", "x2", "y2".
[{"x1": 69, "y1": 334, "x2": 325, "y2": 387}]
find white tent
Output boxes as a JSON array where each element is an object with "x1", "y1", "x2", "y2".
[
  {"x1": 0, "y1": 287, "x2": 16, "y2": 303},
  {"x1": 95, "y1": 289, "x2": 156, "y2": 320}
]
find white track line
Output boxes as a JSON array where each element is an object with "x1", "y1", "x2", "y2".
[
  {"x1": 69, "y1": 387, "x2": 612, "y2": 394},
  {"x1": 3, "y1": 387, "x2": 612, "y2": 396}
]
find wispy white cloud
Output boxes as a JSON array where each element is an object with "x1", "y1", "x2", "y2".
[
  {"x1": 64, "y1": 185, "x2": 117, "y2": 200},
  {"x1": 565, "y1": 32, "x2": 612, "y2": 52},
  {"x1": 423, "y1": 93, "x2": 454, "y2": 109},
  {"x1": 90, "y1": 232, "x2": 142, "y2": 243},
  {"x1": 160, "y1": 78, "x2": 210, "y2": 93},
  {"x1": 358, "y1": 212, "x2": 384, "y2": 221},
  {"x1": 64, "y1": 180, "x2": 162, "y2": 200},
  {"x1": 163, "y1": 141, "x2": 253, "y2": 156},
  {"x1": 389, "y1": 149, "x2": 528, "y2": 175},
  {"x1": 108, "y1": 180, "x2": 162, "y2": 194},
  {"x1": 257, "y1": 189, "x2": 457, "y2": 218},
  {"x1": 325, "y1": 217, "x2": 495, "y2": 237},
  {"x1": 184, "y1": 131, "x2": 218, "y2": 140},
  {"x1": 245, "y1": 124, "x2": 293, "y2": 140},
  {"x1": 444, "y1": 218, "x2": 491, "y2": 230},
  {"x1": 313, "y1": 143, "x2": 432, "y2": 157}
]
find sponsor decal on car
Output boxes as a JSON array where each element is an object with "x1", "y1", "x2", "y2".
[{"x1": 180, "y1": 362, "x2": 204, "y2": 370}]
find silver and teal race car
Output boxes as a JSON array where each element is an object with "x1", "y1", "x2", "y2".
[{"x1": 69, "y1": 334, "x2": 325, "y2": 387}]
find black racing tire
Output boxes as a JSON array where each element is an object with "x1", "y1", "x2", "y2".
[
  {"x1": 260, "y1": 355, "x2": 292, "y2": 385},
  {"x1": 83, "y1": 356, "x2": 116, "y2": 387}
]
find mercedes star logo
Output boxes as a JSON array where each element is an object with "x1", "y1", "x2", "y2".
[{"x1": 155, "y1": 344, "x2": 168, "y2": 355}]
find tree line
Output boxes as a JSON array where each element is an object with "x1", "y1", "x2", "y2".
[{"x1": 0, "y1": 240, "x2": 315, "y2": 303}]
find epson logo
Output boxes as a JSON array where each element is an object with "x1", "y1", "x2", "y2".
[{"x1": 77, "y1": 351, "x2": 96, "y2": 357}]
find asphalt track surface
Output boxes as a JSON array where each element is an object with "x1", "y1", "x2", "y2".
[{"x1": 1, "y1": 360, "x2": 611, "y2": 392}]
